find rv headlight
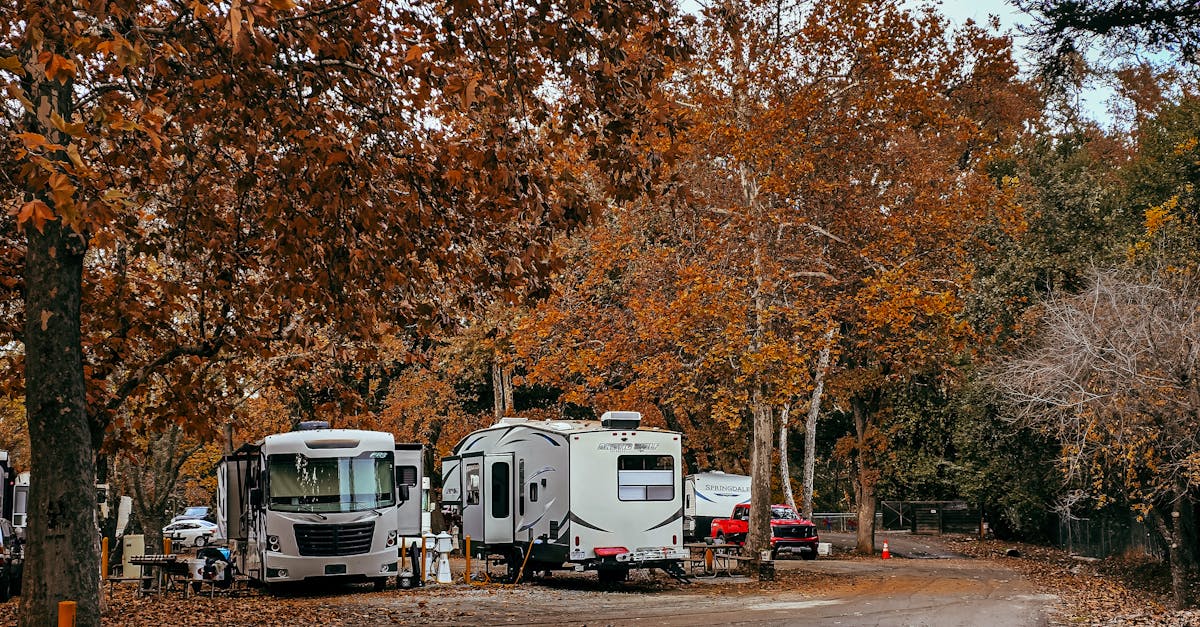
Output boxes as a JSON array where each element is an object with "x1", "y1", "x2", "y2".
[
  {"x1": 386, "y1": 530, "x2": 398, "y2": 548},
  {"x1": 267, "y1": 535, "x2": 280, "y2": 552}
]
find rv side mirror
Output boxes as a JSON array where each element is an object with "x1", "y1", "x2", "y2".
[
  {"x1": 397, "y1": 484, "x2": 410, "y2": 503},
  {"x1": 249, "y1": 487, "x2": 263, "y2": 507}
]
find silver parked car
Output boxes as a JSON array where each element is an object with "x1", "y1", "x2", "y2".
[{"x1": 163, "y1": 519, "x2": 221, "y2": 547}]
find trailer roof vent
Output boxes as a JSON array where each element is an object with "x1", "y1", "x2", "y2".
[
  {"x1": 498, "y1": 417, "x2": 528, "y2": 425},
  {"x1": 600, "y1": 411, "x2": 641, "y2": 430},
  {"x1": 295, "y1": 420, "x2": 330, "y2": 431}
]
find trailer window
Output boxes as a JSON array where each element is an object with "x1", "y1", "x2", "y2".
[
  {"x1": 465, "y1": 463, "x2": 481, "y2": 506},
  {"x1": 617, "y1": 455, "x2": 674, "y2": 501},
  {"x1": 491, "y1": 461, "x2": 510, "y2": 519}
]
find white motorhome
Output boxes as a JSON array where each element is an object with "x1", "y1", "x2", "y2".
[
  {"x1": 218, "y1": 423, "x2": 423, "y2": 589},
  {"x1": 683, "y1": 471, "x2": 751, "y2": 541},
  {"x1": 441, "y1": 411, "x2": 688, "y2": 582}
]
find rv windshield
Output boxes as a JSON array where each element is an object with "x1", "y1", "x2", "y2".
[{"x1": 267, "y1": 452, "x2": 395, "y2": 513}]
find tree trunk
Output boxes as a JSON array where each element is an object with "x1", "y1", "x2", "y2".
[
  {"x1": 852, "y1": 397, "x2": 876, "y2": 555},
  {"x1": 502, "y1": 366, "x2": 513, "y2": 415},
  {"x1": 492, "y1": 361, "x2": 504, "y2": 419},
  {"x1": 18, "y1": 34, "x2": 101, "y2": 625},
  {"x1": 21, "y1": 218, "x2": 100, "y2": 626},
  {"x1": 491, "y1": 360, "x2": 513, "y2": 419},
  {"x1": 1153, "y1": 489, "x2": 1196, "y2": 609},
  {"x1": 779, "y1": 403, "x2": 796, "y2": 511},
  {"x1": 747, "y1": 390, "x2": 774, "y2": 563},
  {"x1": 802, "y1": 325, "x2": 836, "y2": 519}
]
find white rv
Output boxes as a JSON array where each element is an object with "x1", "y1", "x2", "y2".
[
  {"x1": 217, "y1": 423, "x2": 423, "y2": 589},
  {"x1": 441, "y1": 411, "x2": 688, "y2": 582},
  {"x1": 683, "y1": 471, "x2": 751, "y2": 541}
]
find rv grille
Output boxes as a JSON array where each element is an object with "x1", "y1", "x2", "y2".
[
  {"x1": 774, "y1": 524, "x2": 816, "y2": 539},
  {"x1": 294, "y1": 521, "x2": 376, "y2": 557}
]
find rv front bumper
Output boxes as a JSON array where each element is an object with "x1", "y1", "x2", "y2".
[
  {"x1": 263, "y1": 548, "x2": 398, "y2": 582},
  {"x1": 611, "y1": 547, "x2": 689, "y2": 564}
]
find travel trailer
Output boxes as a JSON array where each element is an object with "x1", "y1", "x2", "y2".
[
  {"x1": 441, "y1": 411, "x2": 688, "y2": 582},
  {"x1": 217, "y1": 423, "x2": 423, "y2": 589},
  {"x1": 682, "y1": 471, "x2": 751, "y2": 542}
]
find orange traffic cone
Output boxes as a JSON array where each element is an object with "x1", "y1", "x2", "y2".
[{"x1": 881, "y1": 540, "x2": 891, "y2": 560}]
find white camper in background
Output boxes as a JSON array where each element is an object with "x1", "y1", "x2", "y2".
[
  {"x1": 217, "y1": 423, "x2": 423, "y2": 589},
  {"x1": 683, "y1": 471, "x2": 751, "y2": 541},
  {"x1": 441, "y1": 411, "x2": 689, "y2": 583}
]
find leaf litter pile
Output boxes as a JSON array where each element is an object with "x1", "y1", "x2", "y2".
[{"x1": 948, "y1": 536, "x2": 1200, "y2": 626}]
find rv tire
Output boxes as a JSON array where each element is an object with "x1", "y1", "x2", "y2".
[{"x1": 801, "y1": 549, "x2": 817, "y2": 560}]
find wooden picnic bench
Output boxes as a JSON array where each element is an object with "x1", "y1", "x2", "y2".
[{"x1": 684, "y1": 543, "x2": 747, "y2": 578}]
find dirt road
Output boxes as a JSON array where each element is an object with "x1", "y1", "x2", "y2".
[
  {"x1": 1, "y1": 533, "x2": 1054, "y2": 626},
  {"x1": 356, "y1": 546, "x2": 1052, "y2": 626}
]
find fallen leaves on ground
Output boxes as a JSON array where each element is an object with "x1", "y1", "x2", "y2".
[{"x1": 947, "y1": 535, "x2": 1199, "y2": 626}]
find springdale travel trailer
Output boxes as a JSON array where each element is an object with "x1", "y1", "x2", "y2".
[
  {"x1": 218, "y1": 423, "x2": 424, "y2": 589},
  {"x1": 441, "y1": 411, "x2": 689, "y2": 583},
  {"x1": 683, "y1": 471, "x2": 751, "y2": 542}
]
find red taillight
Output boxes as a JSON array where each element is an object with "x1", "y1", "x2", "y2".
[
  {"x1": 595, "y1": 547, "x2": 629, "y2": 557},
  {"x1": 575, "y1": 536, "x2": 580, "y2": 546},
  {"x1": 672, "y1": 535, "x2": 677, "y2": 544}
]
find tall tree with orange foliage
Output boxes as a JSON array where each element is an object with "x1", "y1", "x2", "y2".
[
  {"x1": 675, "y1": 0, "x2": 1033, "y2": 556},
  {"x1": 0, "y1": 0, "x2": 683, "y2": 621}
]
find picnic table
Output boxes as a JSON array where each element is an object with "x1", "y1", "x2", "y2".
[
  {"x1": 127, "y1": 554, "x2": 194, "y2": 598},
  {"x1": 684, "y1": 542, "x2": 746, "y2": 578}
]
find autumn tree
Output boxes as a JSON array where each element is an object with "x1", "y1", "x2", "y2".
[
  {"x1": 676, "y1": 0, "x2": 1034, "y2": 556},
  {"x1": 993, "y1": 265, "x2": 1200, "y2": 608},
  {"x1": 0, "y1": 0, "x2": 683, "y2": 622}
]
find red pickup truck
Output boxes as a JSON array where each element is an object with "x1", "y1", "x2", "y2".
[{"x1": 710, "y1": 503, "x2": 819, "y2": 560}]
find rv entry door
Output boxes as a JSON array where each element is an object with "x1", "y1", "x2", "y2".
[
  {"x1": 461, "y1": 455, "x2": 484, "y2": 544},
  {"x1": 483, "y1": 453, "x2": 515, "y2": 545}
]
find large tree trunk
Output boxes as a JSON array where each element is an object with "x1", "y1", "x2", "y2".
[
  {"x1": 852, "y1": 397, "x2": 876, "y2": 555},
  {"x1": 21, "y1": 218, "x2": 100, "y2": 626},
  {"x1": 802, "y1": 326, "x2": 836, "y2": 519},
  {"x1": 747, "y1": 390, "x2": 774, "y2": 561},
  {"x1": 18, "y1": 33, "x2": 101, "y2": 625},
  {"x1": 779, "y1": 403, "x2": 796, "y2": 511}
]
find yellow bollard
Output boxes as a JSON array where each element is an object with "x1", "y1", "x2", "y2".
[
  {"x1": 57, "y1": 601, "x2": 76, "y2": 627},
  {"x1": 163, "y1": 536, "x2": 171, "y2": 555},
  {"x1": 101, "y1": 537, "x2": 109, "y2": 579},
  {"x1": 464, "y1": 535, "x2": 472, "y2": 584}
]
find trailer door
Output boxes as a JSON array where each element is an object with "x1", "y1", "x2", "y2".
[
  {"x1": 460, "y1": 454, "x2": 484, "y2": 544},
  {"x1": 483, "y1": 453, "x2": 514, "y2": 545}
]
